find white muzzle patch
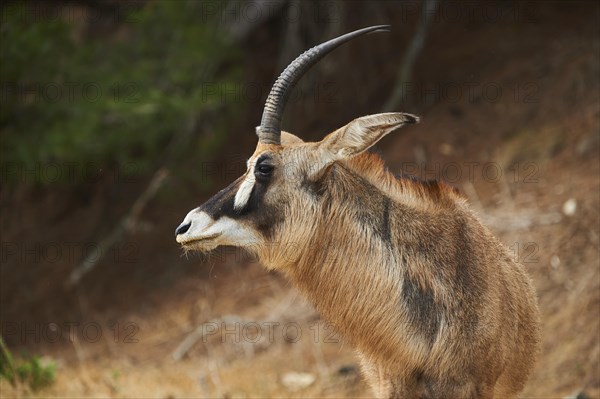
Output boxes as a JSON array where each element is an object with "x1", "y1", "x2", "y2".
[
  {"x1": 176, "y1": 209, "x2": 259, "y2": 249},
  {"x1": 176, "y1": 210, "x2": 214, "y2": 244}
]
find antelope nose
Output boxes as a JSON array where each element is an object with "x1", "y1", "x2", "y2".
[{"x1": 175, "y1": 221, "x2": 191, "y2": 237}]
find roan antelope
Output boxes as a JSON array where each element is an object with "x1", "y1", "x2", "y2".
[{"x1": 175, "y1": 25, "x2": 541, "y2": 398}]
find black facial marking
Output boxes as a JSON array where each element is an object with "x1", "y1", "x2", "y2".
[
  {"x1": 256, "y1": 153, "x2": 271, "y2": 165},
  {"x1": 402, "y1": 274, "x2": 440, "y2": 345},
  {"x1": 199, "y1": 177, "x2": 243, "y2": 219},
  {"x1": 255, "y1": 154, "x2": 274, "y2": 182},
  {"x1": 197, "y1": 164, "x2": 283, "y2": 239},
  {"x1": 240, "y1": 175, "x2": 283, "y2": 238}
]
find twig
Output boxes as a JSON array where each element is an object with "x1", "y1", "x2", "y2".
[
  {"x1": 461, "y1": 181, "x2": 484, "y2": 210},
  {"x1": 207, "y1": 359, "x2": 223, "y2": 396},
  {"x1": 383, "y1": 0, "x2": 438, "y2": 111},
  {"x1": 171, "y1": 293, "x2": 314, "y2": 361},
  {"x1": 0, "y1": 337, "x2": 18, "y2": 388},
  {"x1": 481, "y1": 212, "x2": 562, "y2": 233},
  {"x1": 66, "y1": 168, "x2": 168, "y2": 287},
  {"x1": 66, "y1": 99, "x2": 206, "y2": 286},
  {"x1": 171, "y1": 315, "x2": 243, "y2": 361},
  {"x1": 311, "y1": 338, "x2": 330, "y2": 379}
]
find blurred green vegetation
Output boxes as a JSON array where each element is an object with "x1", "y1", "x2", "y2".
[
  {"x1": 0, "y1": 1, "x2": 241, "y2": 185},
  {"x1": 0, "y1": 337, "x2": 56, "y2": 391}
]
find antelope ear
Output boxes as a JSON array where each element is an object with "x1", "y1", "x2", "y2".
[
  {"x1": 281, "y1": 131, "x2": 305, "y2": 146},
  {"x1": 318, "y1": 112, "x2": 419, "y2": 160}
]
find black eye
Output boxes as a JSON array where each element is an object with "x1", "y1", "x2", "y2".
[{"x1": 255, "y1": 163, "x2": 274, "y2": 178}]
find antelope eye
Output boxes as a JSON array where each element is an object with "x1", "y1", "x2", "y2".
[{"x1": 255, "y1": 163, "x2": 274, "y2": 177}]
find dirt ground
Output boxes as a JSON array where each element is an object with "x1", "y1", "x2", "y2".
[{"x1": 1, "y1": 2, "x2": 599, "y2": 398}]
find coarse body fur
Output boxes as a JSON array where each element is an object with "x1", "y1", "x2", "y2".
[{"x1": 271, "y1": 147, "x2": 541, "y2": 398}]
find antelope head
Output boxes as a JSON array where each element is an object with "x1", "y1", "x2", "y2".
[{"x1": 175, "y1": 25, "x2": 418, "y2": 268}]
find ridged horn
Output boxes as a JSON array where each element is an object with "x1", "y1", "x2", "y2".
[{"x1": 256, "y1": 25, "x2": 391, "y2": 145}]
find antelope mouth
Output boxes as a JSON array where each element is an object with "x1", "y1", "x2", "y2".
[{"x1": 178, "y1": 233, "x2": 222, "y2": 247}]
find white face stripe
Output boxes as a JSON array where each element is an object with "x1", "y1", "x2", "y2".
[{"x1": 234, "y1": 163, "x2": 256, "y2": 210}]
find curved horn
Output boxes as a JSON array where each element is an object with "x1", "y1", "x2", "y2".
[{"x1": 256, "y1": 25, "x2": 391, "y2": 145}]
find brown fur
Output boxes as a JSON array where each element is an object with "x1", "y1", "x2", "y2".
[
  {"x1": 178, "y1": 118, "x2": 541, "y2": 398},
  {"x1": 280, "y1": 149, "x2": 539, "y2": 398}
]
